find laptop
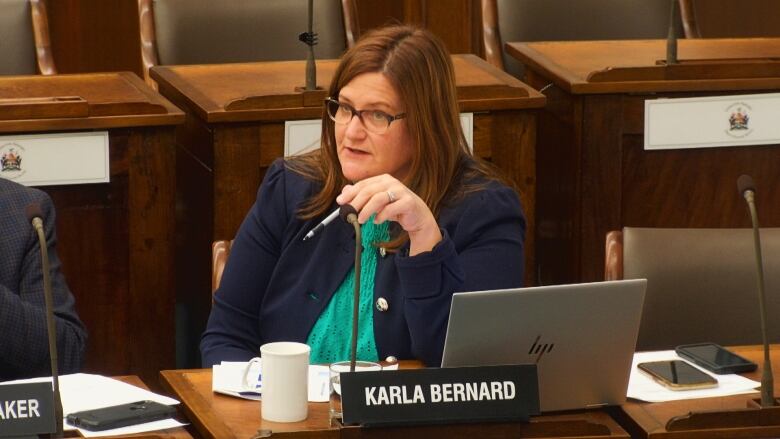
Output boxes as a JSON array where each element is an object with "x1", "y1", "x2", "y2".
[{"x1": 441, "y1": 279, "x2": 646, "y2": 412}]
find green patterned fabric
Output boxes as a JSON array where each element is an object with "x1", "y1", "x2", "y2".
[{"x1": 307, "y1": 217, "x2": 389, "y2": 364}]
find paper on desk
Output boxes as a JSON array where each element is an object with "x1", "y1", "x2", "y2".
[
  {"x1": 213, "y1": 361, "x2": 330, "y2": 402},
  {"x1": 213, "y1": 361, "x2": 399, "y2": 403},
  {"x1": 0, "y1": 373, "x2": 185, "y2": 436},
  {"x1": 76, "y1": 418, "x2": 186, "y2": 438},
  {"x1": 627, "y1": 350, "x2": 760, "y2": 402}
]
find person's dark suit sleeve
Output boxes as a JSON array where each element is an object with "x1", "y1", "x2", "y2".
[
  {"x1": 0, "y1": 192, "x2": 87, "y2": 377},
  {"x1": 395, "y1": 184, "x2": 526, "y2": 366},
  {"x1": 200, "y1": 161, "x2": 290, "y2": 366}
]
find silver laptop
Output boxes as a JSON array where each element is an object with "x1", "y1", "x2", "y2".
[{"x1": 441, "y1": 279, "x2": 646, "y2": 412}]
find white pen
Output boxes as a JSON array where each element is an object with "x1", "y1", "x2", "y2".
[{"x1": 302, "y1": 207, "x2": 341, "y2": 241}]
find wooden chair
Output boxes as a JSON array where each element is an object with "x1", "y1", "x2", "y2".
[
  {"x1": 0, "y1": 0, "x2": 55, "y2": 75},
  {"x1": 137, "y1": 0, "x2": 358, "y2": 87},
  {"x1": 211, "y1": 240, "x2": 233, "y2": 297},
  {"x1": 605, "y1": 227, "x2": 780, "y2": 350},
  {"x1": 680, "y1": 0, "x2": 780, "y2": 38},
  {"x1": 481, "y1": 0, "x2": 676, "y2": 78}
]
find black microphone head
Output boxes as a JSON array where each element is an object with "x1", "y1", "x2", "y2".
[
  {"x1": 25, "y1": 203, "x2": 44, "y2": 223},
  {"x1": 737, "y1": 174, "x2": 755, "y2": 196},
  {"x1": 339, "y1": 204, "x2": 358, "y2": 223}
]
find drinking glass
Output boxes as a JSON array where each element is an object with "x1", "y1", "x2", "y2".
[{"x1": 328, "y1": 360, "x2": 382, "y2": 425}]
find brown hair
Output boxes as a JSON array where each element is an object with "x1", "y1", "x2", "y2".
[{"x1": 286, "y1": 25, "x2": 505, "y2": 248}]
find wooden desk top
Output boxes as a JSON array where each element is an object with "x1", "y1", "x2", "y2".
[
  {"x1": 506, "y1": 38, "x2": 780, "y2": 94},
  {"x1": 64, "y1": 375, "x2": 192, "y2": 439},
  {"x1": 150, "y1": 54, "x2": 545, "y2": 124},
  {"x1": 0, "y1": 72, "x2": 183, "y2": 133},
  {"x1": 617, "y1": 345, "x2": 780, "y2": 438},
  {"x1": 161, "y1": 364, "x2": 629, "y2": 439},
  {"x1": 161, "y1": 368, "x2": 338, "y2": 439}
]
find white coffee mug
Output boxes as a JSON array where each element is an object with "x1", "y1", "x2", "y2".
[{"x1": 260, "y1": 342, "x2": 310, "y2": 422}]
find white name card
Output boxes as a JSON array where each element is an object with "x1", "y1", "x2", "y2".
[
  {"x1": 645, "y1": 93, "x2": 780, "y2": 150},
  {"x1": 0, "y1": 131, "x2": 110, "y2": 186},
  {"x1": 284, "y1": 113, "x2": 474, "y2": 157}
]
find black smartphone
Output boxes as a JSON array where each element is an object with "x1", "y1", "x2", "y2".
[
  {"x1": 676, "y1": 343, "x2": 758, "y2": 374},
  {"x1": 637, "y1": 360, "x2": 718, "y2": 390},
  {"x1": 65, "y1": 400, "x2": 176, "y2": 431}
]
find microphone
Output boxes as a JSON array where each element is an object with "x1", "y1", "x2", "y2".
[
  {"x1": 339, "y1": 204, "x2": 358, "y2": 225},
  {"x1": 737, "y1": 174, "x2": 755, "y2": 197},
  {"x1": 25, "y1": 204, "x2": 64, "y2": 436},
  {"x1": 340, "y1": 204, "x2": 361, "y2": 372},
  {"x1": 737, "y1": 175, "x2": 776, "y2": 407}
]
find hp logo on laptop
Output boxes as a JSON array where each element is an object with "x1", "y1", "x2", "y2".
[{"x1": 528, "y1": 335, "x2": 554, "y2": 363}]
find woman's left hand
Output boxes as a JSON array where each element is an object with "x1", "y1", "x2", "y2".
[{"x1": 336, "y1": 174, "x2": 443, "y2": 256}]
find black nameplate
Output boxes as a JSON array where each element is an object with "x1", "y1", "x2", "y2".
[
  {"x1": 341, "y1": 364, "x2": 539, "y2": 426},
  {"x1": 0, "y1": 382, "x2": 55, "y2": 437}
]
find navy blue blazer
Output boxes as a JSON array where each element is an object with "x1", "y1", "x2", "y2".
[
  {"x1": 201, "y1": 160, "x2": 525, "y2": 367},
  {"x1": 0, "y1": 178, "x2": 87, "y2": 379}
]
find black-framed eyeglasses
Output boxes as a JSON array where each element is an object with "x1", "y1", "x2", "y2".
[{"x1": 325, "y1": 98, "x2": 406, "y2": 135}]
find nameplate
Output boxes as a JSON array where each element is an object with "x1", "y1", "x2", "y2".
[
  {"x1": 0, "y1": 383, "x2": 55, "y2": 437},
  {"x1": 645, "y1": 92, "x2": 780, "y2": 150},
  {"x1": 0, "y1": 131, "x2": 110, "y2": 186},
  {"x1": 340, "y1": 364, "x2": 539, "y2": 427},
  {"x1": 283, "y1": 113, "x2": 475, "y2": 157}
]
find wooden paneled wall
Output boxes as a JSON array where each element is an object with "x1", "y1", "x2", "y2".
[{"x1": 44, "y1": 0, "x2": 483, "y2": 76}]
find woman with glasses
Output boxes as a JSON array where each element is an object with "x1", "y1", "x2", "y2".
[{"x1": 201, "y1": 25, "x2": 525, "y2": 367}]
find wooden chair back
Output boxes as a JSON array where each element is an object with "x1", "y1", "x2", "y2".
[
  {"x1": 481, "y1": 0, "x2": 675, "y2": 77},
  {"x1": 604, "y1": 230, "x2": 624, "y2": 281},
  {"x1": 138, "y1": 0, "x2": 358, "y2": 86},
  {"x1": 212, "y1": 240, "x2": 233, "y2": 298},
  {"x1": 680, "y1": 0, "x2": 780, "y2": 38},
  {"x1": 605, "y1": 227, "x2": 780, "y2": 350},
  {"x1": 0, "y1": 0, "x2": 55, "y2": 75}
]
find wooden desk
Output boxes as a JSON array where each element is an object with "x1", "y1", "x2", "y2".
[
  {"x1": 615, "y1": 345, "x2": 779, "y2": 438},
  {"x1": 65, "y1": 375, "x2": 192, "y2": 439},
  {"x1": 161, "y1": 368, "x2": 338, "y2": 439},
  {"x1": 506, "y1": 38, "x2": 780, "y2": 285},
  {"x1": 0, "y1": 73, "x2": 183, "y2": 384},
  {"x1": 160, "y1": 365, "x2": 629, "y2": 439},
  {"x1": 150, "y1": 56, "x2": 545, "y2": 365}
]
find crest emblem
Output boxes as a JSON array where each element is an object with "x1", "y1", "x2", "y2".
[
  {"x1": 729, "y1": 107, "x2": 749, "y2": 131},
  {"x1": 725, "y1": 102, "x2": 753, "y2": 139},
  {"x1": 0, "y1": 143, "x2": 26, "y2": 179}
]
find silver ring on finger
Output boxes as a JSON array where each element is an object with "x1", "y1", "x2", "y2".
[{"x1": 386, "y1": 190, "x2": 397, "y2": 203}]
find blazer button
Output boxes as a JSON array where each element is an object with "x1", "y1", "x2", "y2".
[
  {"x1": 384, "y1": 356, "x2": 398, "y2": 365},
  {"x1": 376, "y1": 297, "x2": 389, "y2": 312}
]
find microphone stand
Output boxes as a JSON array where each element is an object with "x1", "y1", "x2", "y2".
[
  {"x1": 666, "y1": 0, "x2": 678, "y2": 65},
  {"x1": 659, "y1": 178, "x2": 780, "y2": 432},
  {"x1": 340, "y1": 205, "x2": 361, "y2": 373},
  {"x1": 740, "y1": 180, "x2": 776, "y2": 407},
  {"x1": 298, "y1": 0, "x2": 318, "y2": 91},
  {"x1": 31, "y1": 217, "x2": 64, "y2": 437},
  {"x1": 349, "y1": 220, "x2": 361, "y2": 373}
]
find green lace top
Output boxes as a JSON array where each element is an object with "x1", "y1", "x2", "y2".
[{"x1": 306, "y1": 217, "x2": 390, "y2": 364}]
